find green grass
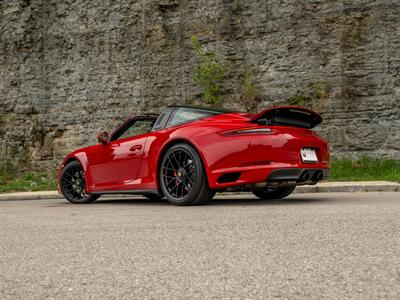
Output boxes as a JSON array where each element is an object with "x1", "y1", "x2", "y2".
[
  {"x1": 329, "y1": 158, "x2": 400, "y2": 182},
  {"x1": 0, "y1": 158, "x2": 398, "y2": 193},
  {"x1": 0, "y1": 172, "x2": 57, "y2": 193}
]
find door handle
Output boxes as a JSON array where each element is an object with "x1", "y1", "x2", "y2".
[{"x1": 129, "y1": 145, "x2": 142, "y2": 151}]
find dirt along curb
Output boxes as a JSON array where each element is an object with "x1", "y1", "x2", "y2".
[
  {"x1": 294, "y1": 181, "x2": 400, "y2": 193},
  {"x1": 0, "y1": 181, "x2": 398, "y2": 201}
]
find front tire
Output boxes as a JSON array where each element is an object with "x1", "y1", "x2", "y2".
[
  {"x1": 60, "y1": 161, "x2": 100, "y2": 204},
  {"x1": 252, "y1": 186, "x2": 296, "y2": 200},
  {"x1": 159, "y1": 143, "x2": 215, "y2": 206}
]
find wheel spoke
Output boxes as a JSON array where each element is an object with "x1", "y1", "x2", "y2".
[
  {"x1": 180, "y1": 180, "x2": 185, "y2": 198},
  {"x1": 170, "y1": 183, "x2": 179, "y2": 194},
  {"x1": 165, "y1": 178, "x2": 176, "y2": 187},
  {"x1": 63, "y1": 178, "x2": 75, "y2": 184},
  {"x1": 65, "y1": 186, "x2": 75, "y2": 193},
  {"x1": 171, "y1": 151, "x2": 180, "y2": 169},
  {"x1": 186, "y1": 175, "x2": 194, "y2": 185},
  {"x1": 177, "y1": 151, "x2": 182, "y2": 168},
  {"x1": 184, "y1": 161, "x2": 190, "y2": 168},
  {"x1": 65, "y1": 173, "x2": 75, "y2": 180},
  {"x1": 167, "y1": 156, "x2": 176, "y2": 170}
]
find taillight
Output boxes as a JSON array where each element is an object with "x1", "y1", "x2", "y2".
[{"x1": 219, "y1": 127, "x2": 274, "y2": 136}]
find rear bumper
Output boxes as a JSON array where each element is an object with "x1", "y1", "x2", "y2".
[
  {"x1": 267, "y1": 168, "x2": 330, "y2": 181},
  {"x1": 208, "y1": 163, "x2": 330, "y2": 189}
]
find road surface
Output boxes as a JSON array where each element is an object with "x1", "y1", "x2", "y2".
[{"x1": 1, "y1": 192, "x2": 400, "y2": 299}]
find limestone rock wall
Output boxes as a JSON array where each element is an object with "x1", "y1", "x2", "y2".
[{"x1": 1, "y1": 0, "x2": 399, "y2": 169}]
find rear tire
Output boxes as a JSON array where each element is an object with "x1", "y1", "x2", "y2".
[
  {"x1": 60, "y1": 161, "x2": 100, "y2": 204},
  {"x1": 159, "y1": 143, "x2": 215, "y2": 206},
  {"x1": 252, "y1": 186, "x2": 296, "y2": 200}
]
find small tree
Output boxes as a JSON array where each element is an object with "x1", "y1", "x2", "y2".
[
  {"x1": 191, "y1": 35, "x2": 225, "y2": 105},
  {"x1": 242, "y1": 66, "x2": 256, "y2": 112}
]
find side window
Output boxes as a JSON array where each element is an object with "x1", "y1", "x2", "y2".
[
  {"x1": 169, "y1": 107, "x2": 218, "y2": 126},
  {"x1": 113, "y1": 119, "x2": 155, "y2": 141}
]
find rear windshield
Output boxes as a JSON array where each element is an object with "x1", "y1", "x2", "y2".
[{"x1": 168, "y1": 107, "x2": 225, "y2": 126}]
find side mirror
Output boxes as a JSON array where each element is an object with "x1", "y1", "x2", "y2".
[{"x1": 97, "y1": 131, "x2": 109, "y2": 145}]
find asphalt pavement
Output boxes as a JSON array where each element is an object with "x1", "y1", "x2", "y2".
[{"x1": 1, "y1": 192, "x2": 400, "y2": 299}]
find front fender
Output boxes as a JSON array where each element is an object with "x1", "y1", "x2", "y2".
[
  {"x1": 58, "y1": 151, "x2": 91, "y2": 193},
  {"x1": 61, "y1": 151, "x2": 90, "y2": 172}
]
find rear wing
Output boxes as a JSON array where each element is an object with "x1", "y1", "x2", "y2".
[{"x1": 250, "y1": 106, "x2": 322, "y2": 129}]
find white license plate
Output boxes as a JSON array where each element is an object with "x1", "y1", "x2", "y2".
[{"x1": 301, "y1": 148, "x2": 318, "y2": 163}]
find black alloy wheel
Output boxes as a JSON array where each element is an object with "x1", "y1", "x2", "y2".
[
  {"x1": 60, "y1": 161, "x2": 99, "y2": 204},
  {"x1": 159, "y1": 143, "x2": 215, "y2": 206}
]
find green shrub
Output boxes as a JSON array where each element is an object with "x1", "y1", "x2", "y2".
[
  {"x1": 0, "y1": 160, "x2": 15, "y2": 179},
  {"x1": 233, "y1": 0, "x2": 243, "y2": 15},
  {"x1": 287, "y1": 92, "x2": 313, "y2": 106},
  {"x1": 241, "y1": 66, "x2": 257, "y2": 111},
  {"x1": 191, "y1": 35, "x2": 225, "y2": 105},
  {"x1": 286, "y1": 82, "x2": 329, "y2": 107}
]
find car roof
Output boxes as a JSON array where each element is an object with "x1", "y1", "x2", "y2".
[
  {"x1": 166, "y1": 105, "x2": 237, "y2": 114},
  {"x1": 128, "y1": 106, "x2": 237, "y2": 119},
  {"x1": 120, "y1": 105, "x2": 241, "y2": 133},
  {"x1": 125, "y1": 113, "x2": 159, "y2": 120}
]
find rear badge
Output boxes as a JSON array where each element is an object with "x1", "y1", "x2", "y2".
[{"x1": 301, "y1": 148, "x2": 318, "y2": 163}]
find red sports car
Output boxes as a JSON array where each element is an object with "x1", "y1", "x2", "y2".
[{"x1": 58, "y1": 105, "x2": 330, "y2": 205}]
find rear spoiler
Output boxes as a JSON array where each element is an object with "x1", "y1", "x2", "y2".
[{"x1": 250, "y1": 106, "x2": 322, "y2": 129}]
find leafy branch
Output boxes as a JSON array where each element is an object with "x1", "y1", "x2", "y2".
[{"x1": 191, "y1": 35, "x2": 225, "y2": 105}]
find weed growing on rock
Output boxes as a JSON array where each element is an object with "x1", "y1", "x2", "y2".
[
  {"x1": 287, "y1": 92, "x2": 314, "y2": 106},
  {"x1": 241, "y1": 66, "x2": 258, "y2": 111},
  {"x1": 191, "y1": 35, "x2": 225, "y2": 105},
  {"x1": 233, "y1": 0, "x2": 243, "y2": 15}
]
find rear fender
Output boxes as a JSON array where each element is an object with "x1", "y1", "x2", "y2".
[{"x1": 156, "y1": 137, "x2": 212, "y2": 189}]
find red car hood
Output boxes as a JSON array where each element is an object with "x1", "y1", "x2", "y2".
[{"x1": 250, "y1": 106, "x2": 322, "y2": 129}]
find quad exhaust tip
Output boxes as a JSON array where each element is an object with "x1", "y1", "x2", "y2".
[
  {"x1": 316, "y1": 171, "x2": 323, "y2": 181},
  {"x1": 299, "y1": 171, "x2": 310, "y2": 182},
  {"x1": 299, "y1": 170, "x2": 323, "y2": 183},
  {"x1": 312, "y1": 170, "x2": 323, "y2": 181}
]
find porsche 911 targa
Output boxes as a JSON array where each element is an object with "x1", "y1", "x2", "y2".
[{"x1": 58, "y1": 105, "x2": 330, "y2": 205}]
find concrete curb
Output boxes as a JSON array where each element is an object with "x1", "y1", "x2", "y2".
[
  {"x1": 294, "y1": 181, "x2": 400, "y2": 193},
  {"x1": 0, "y1": 181, "x2": 398, "y2": 201},
  {"x1": 0, "y1": 191, "x2": 63, "y2": 201}
]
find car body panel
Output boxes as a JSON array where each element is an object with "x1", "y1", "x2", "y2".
[
  {"x1": 87, "y1": 135, "x2": 147, "y2": 191},
  {"x1": 58, "y1": 106, "x2": 330, "y2": 194}
]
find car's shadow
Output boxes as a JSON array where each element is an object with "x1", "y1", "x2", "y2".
[
  {"x1": 210, "y1": 197, "x2": 329, "y2": 206},
  {"x1": 92, "y1": 196, "x2": 330, "y2": 206}
]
